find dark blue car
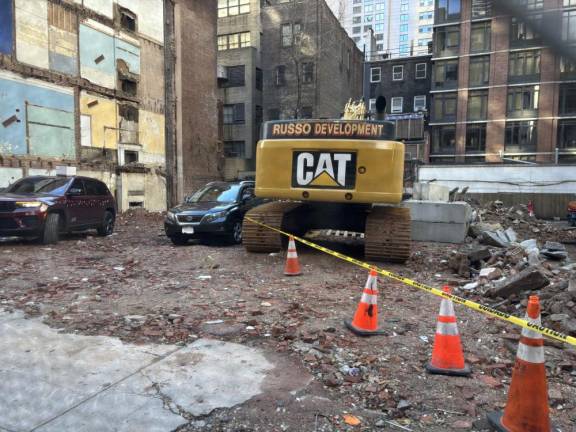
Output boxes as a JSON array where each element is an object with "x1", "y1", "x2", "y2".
[{"x1": 164, "y1": 181, "x2": 264, "y2": 245}]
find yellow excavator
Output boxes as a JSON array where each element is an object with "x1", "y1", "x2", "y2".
[{"x1": 242, "y1": 100, "x2": 411, "y2": 263}]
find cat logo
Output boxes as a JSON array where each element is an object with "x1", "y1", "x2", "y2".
[{"x1": 292, "y1": 151, "x2": 357, "y2": 189}]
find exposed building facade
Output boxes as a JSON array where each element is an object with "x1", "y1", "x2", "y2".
[
  {"x1": 326, "y1": 0, "x2": 434, "y2": 58},
  {"x1": 217, "y1": 0, "x2": 363, "y2": 179},
  {"x1": 366, "y1": 54, "x2": 432, "y2": 160},
  {"x1": 429, "y1": 0, "x2": 576, "y2": 164},
  {"x1": 0, "y1": 0, "x2": 221, "y2": 209}
]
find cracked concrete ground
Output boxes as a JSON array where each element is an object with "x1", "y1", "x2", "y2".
[{"x1": 0, "y1": 311, "x2": 296, "y2": 432}]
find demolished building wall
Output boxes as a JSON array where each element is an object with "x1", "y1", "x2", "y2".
[{"x1": 0, "y1": 0, "x2": 167, "y2": 212}]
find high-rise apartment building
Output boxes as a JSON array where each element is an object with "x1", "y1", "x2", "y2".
[
  {"x1": 326, "y1": 0, "x2": 435, "y2": 58},
  {"x1": 428, "y1": 0, "x2": 576, "y2": 164}
]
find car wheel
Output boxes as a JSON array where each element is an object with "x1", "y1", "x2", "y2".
[
  {"x1": 170, "y1": 235, "x2": 189, "y2": 246},
  {"x1": 229, "y1": 219, "x2": 243, "y2": 244},
  {"x1": 42, "y1": 213, "x2": 60, "y2": 245},
  {"x1": 97, "y1": 211, "x2": 115, "y2": 236}
]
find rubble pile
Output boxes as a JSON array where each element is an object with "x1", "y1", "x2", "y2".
[{"x1": 447, "y1": 201, "x2": 576, "y2": 336}]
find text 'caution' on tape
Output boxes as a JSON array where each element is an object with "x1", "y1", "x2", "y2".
[{"x1": 245, "y1": 216, "x2": 576, "y2": 347}]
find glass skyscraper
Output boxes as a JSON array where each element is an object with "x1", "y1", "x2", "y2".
[{"x1": 326, "y1": 0, "x2": 434, "y2": 59}]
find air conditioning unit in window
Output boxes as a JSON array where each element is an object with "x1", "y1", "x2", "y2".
[{"x1": 217, "y1": 65, "x2": 227, "y2": 80}]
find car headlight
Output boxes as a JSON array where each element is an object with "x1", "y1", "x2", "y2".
[
  {"x1": 166, "y1": 211, "x2": 176, "y2": 221},
  {"x1": 15, "y1": 201, "x2": 43, "y2": 208},
  {"x1": 201, "y1": 210, "x2": 227, "y2": 223}
]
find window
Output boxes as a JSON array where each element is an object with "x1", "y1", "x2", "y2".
[
  {"x1": 123, "y1": 150, "x2": 139, "y2": 164},
  {"x1": 392, "y1": 65, "x2": 404, "y2": 81},
  {"x1": 302, "y1": 62, "x2": 314, "y2": 83},
  {"x1": 433, "y1": 59, "x2": 458, "y2": 89},
  {"x1": 516, "y1": 0, "x2": 543, "y2": 10},
  {"x1": 467, "y1": 90, "x2": 488, "y2": 120},
  {"x1": 466, "y1": 124, "x2": 487, "y2": 159},
  {"x1": 85, "y1": 179, "x2": 109, "y2": 195},
  {"x1": 469, "y1": 55, "x2": 490, "y2": 87},
  {"x1": 414, "y1": 95, "x2": 427, "y2": 111},
  {"x1": 218, "y1": 0, "x2": 249, "y2": 18},
  {"x1": 471, "y1": 0, "x2": 492, "y2": 18},
  {"x1": 275, "y1": 65, "x2": 286, "y2": 86},
  {"x1": 415, "y1": 63, "x2": 427, "y2": 79},
  {"x1": 563, "y1": 10, "x2": 576, "y2": 41},
  {"x1": 224, "y1": 141, "x2": 245, "y2": 158},
  {"x1": 470, "y1": 21, "x2": 491, "y2": 53},
  {"x1": 69, "y1": 179, "x2": 86, "y2": 195},
  {"x1": 223, "y1": 65, "x2": 245, "y2": 87},
  {"x1": 282, "y1": 24, "x2": 293, "y2": 47},
  {"x1": 223, "y1": 104, "x2": 245, "y2": 124},
  {"x1": 118, "y1": 7, "x2": 137, "y2": 32},
  {"x1": 369, "y1": 67, "x2": 381, "y2": 83},
  {"x1": 369, "y1": 98, "x2": 376, "y2": 112},
  {"x1": 509, "y1": 50, "x2": 540, "y2": 81},
  {"x1": 119, "y1": 76, "x2": 137, "y2": 96},
  {"x1": 564, "y1": 0, "x2": 576, "y2": 6},
  {"x1": 256, "y1": 68, "x2": 263, "y2": 91},
  {"x1": 217, "y1": 32, "x2": 251, "y2": 51},
  {"x1": 391, "y1": 97, "x2": 403, "y2": 113},
  {"x1": 432, "y1": 92, "x2": 457, "y2": 121},
  {"x1": 437, "y1": 0, "x2": 461, "y2": 23},
  {"x1": 511, "y1": 16, "x2": 542, "y2": 45},
  {"x1": 431, "y1": 125, "x2": 457, "y2": 157},
  {"x1": 268, "y1": 109, "x2": 280, "y2": 120},
  {"x1": 559, "y1": 84, "x2": 576, "y2": 115},
  {"x1": 561, "y1": 56, "x2": 576, "y2": 79},
  {"x1": 434, "y1": 25, "x2": 460, "y2": 57},
  {"x1": 353, "y1": 17, "x2": 361, "y2": 24},
  {"x1": 505, "y1": 121, "x2": 538, "y2": 154},
  {"x1": 507, "y1": 85, "x2": 540, "y2": 118},
  {"x1": 400, "y1": 24, "x2": 408, "y2": 32},
  {"x1": 300, "y1": 106, "x2": 313, "y2": 119},
  {"x1": 353, "y1": 26, "x2": 361, "y2": 34},
  {"x1": 558, "y1": 120, "x2": 576, "y2": 161}
]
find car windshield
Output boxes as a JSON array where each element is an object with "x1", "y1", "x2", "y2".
[
  {"x1": 187, "y1": 184, "x2": 241, "y2": 203},
  {"x1": 6, "y1": 178, "x2": 70, "y2": 195}
]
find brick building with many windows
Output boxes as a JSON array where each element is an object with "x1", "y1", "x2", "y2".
[
  {"x1": 217, "y1": 0, "x2": 363, "y2": 179},
  {"x1": 429, "y1": 0, "x2": 576, "y2": 164}
]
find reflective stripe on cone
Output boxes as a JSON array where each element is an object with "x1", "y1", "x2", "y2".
[
  {"x1": 345, "y1": 269, "x2": 386, "y2": 336},
  {"x1": 426, "y1": 286, "x2": 471, "y2": 377}
]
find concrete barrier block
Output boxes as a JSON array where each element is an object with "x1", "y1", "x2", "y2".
[{"x1": 413, "y1": 183, "x2": 450, "y2": 202}]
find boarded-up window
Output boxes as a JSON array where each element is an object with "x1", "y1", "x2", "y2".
[
  {"x1": 80, "y1": 115, "x2": 92, "y2": 147},
  {"x1": 26, "y1": 103, "x2": 75, "y2": 159},
  {"x1": 48, "y1": 3, "x2": 77, "y2": 32}
]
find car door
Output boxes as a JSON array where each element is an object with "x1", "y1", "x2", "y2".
[
  {"x1": 84, "y1": 179, "x2": 105, "y2": 226},
  {"x1": 66, "y1": 179, "x2": 88, "y2": 228},
  {"x1": 238, "y1": 186, "x2": 258, "y2": 215}
]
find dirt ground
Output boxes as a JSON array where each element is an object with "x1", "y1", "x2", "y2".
[{"x1": 1, "y1": 211, "x2": 575, "y2": 431}]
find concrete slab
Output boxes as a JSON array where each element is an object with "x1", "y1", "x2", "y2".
[
  {"x1": 403, "y1": 200, "x2": 472, "y2": 244},
  {"x1": 0, "y1": 311, "x2": 275, "y2": 432}
]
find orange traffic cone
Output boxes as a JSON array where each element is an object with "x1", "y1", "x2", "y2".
[
  {"x1": 426, "y1": 286, "x2": 471, "y2": 377},
  {"x1": 344, "y1": 269, "x2": 386, "y2": 336},
  {"x1": 284, "y1": 236, "x2": 301, "y2": 276},
  {"x1": 487, "y1": 296, "x2": 557, "y2": 432}
]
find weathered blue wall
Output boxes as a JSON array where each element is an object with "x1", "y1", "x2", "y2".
[
  {"x1": 0, "y1": 0, "x2": 13, "y2": 55},
  {"x1": 0, "y1": 73, "x2": 75, "y2": 158},
  {"x1": 115, "y1": 38, "x2": 140, "y2": 74},
  {"x1": 79, "y1": 24, "x2": 115, "y2": 88}
]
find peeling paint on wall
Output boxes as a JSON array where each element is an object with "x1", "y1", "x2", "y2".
[
  {"x1": 80, "y1": 23, "x2": 115, "y2": 88},
  {"x1": 139, "y1": 110, "x2": 165, "y2": 157},
  {"x1": 115, "y1": 37, "x2": 140, "y2": 75},
  {"x1": 0, "y1": 0, "x2": 13, "y2": 55},
  {"x1": 15, "y1": 0, "x2": 49, "y2": 69},
  {"x1": 0, "y1": 71, "x2": 75, "y2": 158},
  {"x1": 80, "y1": 91, "x2": 118, "y2": 149}
]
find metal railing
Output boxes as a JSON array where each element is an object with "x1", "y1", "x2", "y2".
[{"x1": 428, "y1": 148, "x2": 576, "y2": 164}]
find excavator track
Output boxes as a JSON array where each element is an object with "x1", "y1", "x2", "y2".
[
  {"x1": 242, "y1": 201, "x2": 303, "y2": 253},
  {"x1": 365, "y1": 206, "x2": 411, "y2": 263}
]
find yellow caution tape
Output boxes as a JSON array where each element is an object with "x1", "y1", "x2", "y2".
[{"x1": 245, "y1": 216, "x2": 576, "y2": 347}]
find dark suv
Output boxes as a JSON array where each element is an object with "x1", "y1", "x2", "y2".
[
  {"x1": 0, "y1": 176, "x2": 116, "y2": 244},
  {"x1": 164, "y1": 181, "x2": 264, "y2": 245}
]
